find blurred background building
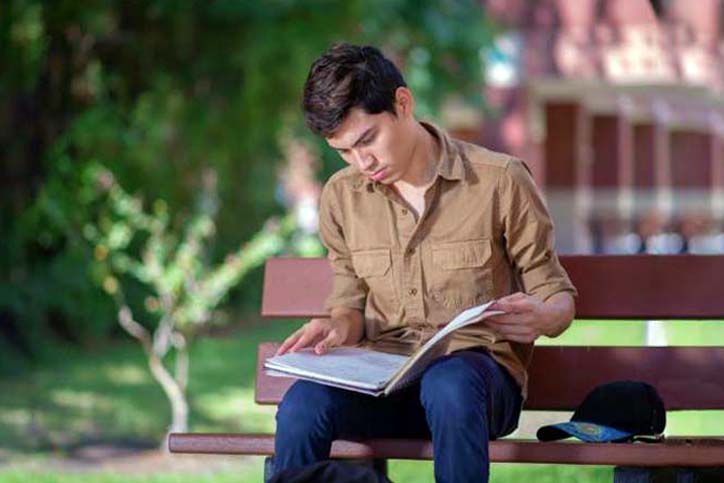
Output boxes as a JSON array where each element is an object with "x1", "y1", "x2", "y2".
[{"x1": 445, "y1": 0, "x2": 724, "y2": 254}]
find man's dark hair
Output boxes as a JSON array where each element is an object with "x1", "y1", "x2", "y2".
[{"x1": 302, "y1": 43, "x2": 407, "y2": 138}]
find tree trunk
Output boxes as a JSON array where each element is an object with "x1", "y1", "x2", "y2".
[
  {"x1": 117, "y1": 304, "x2": 190, "y2": 442},
  {"x1": 148, "y1": 350, "x2": 189, "y2": 435},
  {"x1": 172, "y1": 331, "x2": 189, "y2": 393}
]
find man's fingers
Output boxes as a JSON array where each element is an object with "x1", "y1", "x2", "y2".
[
  {"x1": 276, "y1": 318, "x2": 341, "y2": 356},
  {"x1": 491, "y1": 292, "x2": 530, "y2": 312},
  {"x1": 314, "y1": 329, "x2": 340, "y2": 355},
  {"x1": 288, "y1": 328, "x2": 324, "y2": 353},
  {"x1": 490, "y1": 322, "x2": 539, "y2": 342},
  {"x1": 491, "y1": 300, "x2": 531, "y2": 315},
  {"x1": 490, "y1": 300, "x2": 513, "y2": 312},
  {"x1": 486, "y1": 312, "x2": 533, "y2": 325},
  {"x1": 276, "y1": 329, "x2": 304, "y2": 356}
]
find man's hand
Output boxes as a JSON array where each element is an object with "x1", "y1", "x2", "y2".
[
  {"x1": 485, "y1": 291, "x2": 575, "y2": 343},
  {"x1": 275, "y1": 308, "x2": 364, "y2": 356}
]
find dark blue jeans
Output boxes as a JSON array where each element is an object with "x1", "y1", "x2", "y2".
[{"x1": 273, "y1": 349, "x2": 523, "y2": 483}]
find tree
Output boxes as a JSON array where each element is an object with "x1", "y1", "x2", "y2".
[{"x1": 82, "y1": 163, "x2": 293, "y2": 434}]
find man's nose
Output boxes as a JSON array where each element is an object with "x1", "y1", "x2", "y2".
[{"x1": 354, "y1": 149, "x2": 374, "y2": 171}]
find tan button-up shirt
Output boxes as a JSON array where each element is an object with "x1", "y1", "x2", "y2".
[{"x1": 318, "y1": 122, "x2": 577, "y2": 397}]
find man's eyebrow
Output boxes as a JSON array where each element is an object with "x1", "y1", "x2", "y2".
[{"x1": 332, "y1": 127, "x2": 376, "y2": 151}]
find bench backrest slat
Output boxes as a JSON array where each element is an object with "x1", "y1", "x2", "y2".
[
  {"x1": 259, "y1": 255, "x2": 724, "y2": 412},
  {"x1": 262, "y1": 256, "x2": 724, "y2": 320},
  {"x1": 256, "y1": 343, "x2": 724, "y2": 410}
]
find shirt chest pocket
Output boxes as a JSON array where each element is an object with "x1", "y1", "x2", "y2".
[
  {"x1": 351, "y1": 248, "x2": 399, "y2": 307},
  {"x1": 428, "y1": 239, "x2": 495, "y2": 310}
]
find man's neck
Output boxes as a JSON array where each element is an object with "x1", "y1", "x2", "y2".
[{"x1": 393, "y1": 122, "x2": 440, "y2": 193}]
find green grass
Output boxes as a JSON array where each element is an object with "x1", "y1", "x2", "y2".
[
  {"x1": 390, "y1": 460, "x2": 612, "y2": 482},
  {"x1": 0, "y1": 318, "x2": 300, "y2": 453},
  {"x1": 0, "y1": 460, "x2": 613, "y2": 483},
  {"x1": 0, "y1": 318, "x2": 722, "y2": 482},
  {"x1": 0, "y1": 469, "x2": 262, "y2": 483}
]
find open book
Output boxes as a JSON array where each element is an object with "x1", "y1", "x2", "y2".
[{"x1": 264, "y1": 300, "x2": 503, "y2": 397}]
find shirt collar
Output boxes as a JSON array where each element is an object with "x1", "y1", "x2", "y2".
[{"x1": 352, "y1": 120, "x2": 465, "y2": 192}]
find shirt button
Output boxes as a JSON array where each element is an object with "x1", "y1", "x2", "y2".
[
  {"x1": 406, "y1": 247, "x2": 415, "y2": 255},
  {"x1": 401, "y1": 209, "x2": 408, "y2": 215},
  {"x1": 408, "y1": 288, "x2": 417, "y2": 296}
]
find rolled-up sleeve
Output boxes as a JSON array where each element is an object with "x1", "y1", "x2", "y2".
[
  {"x1": 499, "y1": 159, "x2": 578, "y2": 302},
  {"x1": 318, "y1": 184, "x2": 368, "y2": 312}
]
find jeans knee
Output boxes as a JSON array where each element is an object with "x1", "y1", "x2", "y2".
[
  {"x1": 420, "y1": 356, "x2": 488, "y2": 424},
  {"x1": 276, "y1": 381, "x2": 338, "y2": 436}
]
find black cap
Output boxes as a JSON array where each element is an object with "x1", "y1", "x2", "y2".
[{"x1": 537, "y1": 380, "x2": 666, "y2": 443}]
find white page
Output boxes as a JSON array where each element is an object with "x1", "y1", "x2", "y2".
[
  {"x1": 265, "y1": 369, "x2": 385, "y2": 396},
  {"x1": 264, "y1": 346, "x2": 408, "y2": 390}
]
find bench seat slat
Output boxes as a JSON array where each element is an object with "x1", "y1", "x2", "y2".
[
  {"x1": 168, "y1": 433, "x2": 724, "y2": 467},
  {"x1": 255, "y1": 343, "x2": 724, "y2": 410}
]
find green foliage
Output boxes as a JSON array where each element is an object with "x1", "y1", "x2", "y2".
[
  {"x1": 0, "y1": 244, "x2": 116, "y2": 349},
  {"x1": 82, "y1": 163, "x2": 291, "y2": 332},
  {"x1": 1, "y1": 0, "x2": 494, "y2": 358}
]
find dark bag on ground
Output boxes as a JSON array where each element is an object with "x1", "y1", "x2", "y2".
[{"x1": 269, "y1": 460, "x2": 394, "y2": 483}]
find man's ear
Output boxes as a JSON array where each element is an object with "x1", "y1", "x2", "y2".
[{"x1": 394, "y1": 87, "x2": 415, "y2": 118}]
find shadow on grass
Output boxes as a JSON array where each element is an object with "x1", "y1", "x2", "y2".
[{"x1": 0, "y1": 317, "x2": 300, "y2": 455}]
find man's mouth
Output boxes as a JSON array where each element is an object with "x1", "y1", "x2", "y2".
[{"x1": 370, "y1": 167, "x2": 389, "y2": 181}]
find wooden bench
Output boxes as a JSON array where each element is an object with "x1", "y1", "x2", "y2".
[{"x1": 169, "y1": 255, "x2": 724, "y2": 482}]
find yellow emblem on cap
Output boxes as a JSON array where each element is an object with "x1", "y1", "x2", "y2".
[{"x1": 578, "y1": 423, "x2": 602, "y2": 436}]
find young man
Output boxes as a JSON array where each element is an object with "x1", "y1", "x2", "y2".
[{"x1": 273, "y1": 43, "x2": 577, "y2": 483}]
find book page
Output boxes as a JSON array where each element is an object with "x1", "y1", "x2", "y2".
[
  {"x1": 384, "y1": 300, "x2": 503, "y2": 394},
  {"x1": 381, "y1": 339, "x2": 450, "y2": 393},
  {"x1": 423, "y1": 301, "x2": 501, "y2": 347},
  {"x1": 265, "y1": 346, "x2": 408, "y2": 391},
  {"x1": 265, "y1": 369, "x2": 385, "y2": 396},
  {"x1": 264, "y1": 300, "x2": 503, "y2": 397}
]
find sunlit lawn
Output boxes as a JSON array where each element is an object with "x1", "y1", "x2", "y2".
[{"x1": 0, "y1": 317, "x2": 722, "y2": 482}]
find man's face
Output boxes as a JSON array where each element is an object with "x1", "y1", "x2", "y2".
[{"x1": 325, "y1": 97, "x2": 416, "y2": 185}]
